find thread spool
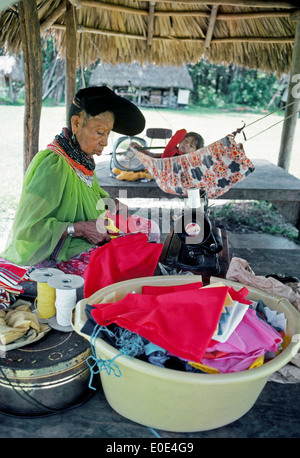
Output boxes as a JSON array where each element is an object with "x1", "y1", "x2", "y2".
[
  {"x1": 187, "y1": 187, "x2": 201, "y2": 209},
  {"x1": 30, "y1": 268, "x2": 64, "y2": 319},
  {"x1": 48, "y1": 274, "x2": 84, "y2": 331}
]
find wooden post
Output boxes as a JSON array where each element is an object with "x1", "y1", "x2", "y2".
[
  {"x1": 65, "y1": 1, "x2": 77, "y2": 121},
  {"x1": 18, "y1": 0, "x2": 42, "y2": 172},
  {"x1": 204, "y1": 5, "x2": 219, "y2": 48},
  {"x1": 147, "y1": 1, "x2": 155, "y2": 46},
  {"x1": 278, "y1": 20, "x2": 300, "y2": 171}
]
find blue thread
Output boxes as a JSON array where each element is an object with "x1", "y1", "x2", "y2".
[
  {"x1": 86, "y1": 324, "x2": 146, "y2": 390},
  {"x1": 147, "y1": 426, "x2": 162, "y2": 438},
  {"x1": 114, "y1": 328, "x2": 145, "y2": 357}
]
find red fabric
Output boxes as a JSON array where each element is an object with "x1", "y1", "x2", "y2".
[
  {"x1": 161, "y1": 129, "x2": 187, "y2": 158},
  {"x1": 91, "y1": 285, "x2": 230, "y2": 362},
  {"x1": 227, "y1": 286, "x2": 252, "y2": 305},
  {"x1": 0, "y1": 261, "x2": 28, "y2": 294},
  {"x1": 142, "y1": 282, "x2": 203, "y2": 295},
  {"x1": 83, "y1": 233, "x2": 163, "y2": 298}
]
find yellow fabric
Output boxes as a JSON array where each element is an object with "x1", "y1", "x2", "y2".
[
  {"x1": 248, "y1": 355, "x2": 265, "y2": 369},
  {"x1": 0, "y1": 303, "x2": 50, "y2": 347},
  {"x1": 112, "y1": 168, "x2": 153, "y2": 181},
  {"x1": 188, "y1": 361, "x2": 220, "y2": 374}
]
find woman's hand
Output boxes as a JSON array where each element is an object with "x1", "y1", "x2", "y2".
[{"x1": 72, "y1": 219, "x2": 112, "y2": 245}]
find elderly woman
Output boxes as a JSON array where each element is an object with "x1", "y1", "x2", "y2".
[{"x1": 2, "y1": 86, "x2": 160, "y2": 276}]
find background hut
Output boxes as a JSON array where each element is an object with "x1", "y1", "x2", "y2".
[
  {"x1": 0, "y1": 0, "x2": 300, "y2": 171},
  {"x1": 0, "y1": 54, "x2": 24, "y2": 103},
  {"x1": 89, "y1": 62, "x2": 193, "y2": 108}
]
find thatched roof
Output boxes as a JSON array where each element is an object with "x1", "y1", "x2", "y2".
[
  {"x1": 1, "y1": 1, "x2": 300, "y2": 75},
  {"x1": 89, "y1": 62, "x2": 193, "y2": 89}
]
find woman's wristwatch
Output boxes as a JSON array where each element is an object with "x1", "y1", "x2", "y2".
[{"x1": 67, "y1": 223, "x2": 75, "y2": 237}]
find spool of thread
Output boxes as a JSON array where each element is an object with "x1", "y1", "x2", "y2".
[
  {"x1": 30, "y1": 268, "x2": 64, "y2": 319},
  {"x1": 48, "y1": 274, "x2": 84, "y2": 327},
  {"x1": 187, "y1": 187, "x2": 201, "y2": 209}
]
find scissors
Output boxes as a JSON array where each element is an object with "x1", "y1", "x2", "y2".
[
  {"x1": 104, "y1": 217, "x2": 140, "y2": 239},
  {"x1": 104, "y1": 217, "x2": 121, "y2": 238}
]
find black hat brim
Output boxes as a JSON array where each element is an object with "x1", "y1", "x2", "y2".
[{"x1": 81, "y1": 93, "x2": 145, "y2": 136}]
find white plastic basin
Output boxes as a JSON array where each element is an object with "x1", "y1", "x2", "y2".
[{"x1": 72, "y1": 275, "x2": 300, "y2": 432}]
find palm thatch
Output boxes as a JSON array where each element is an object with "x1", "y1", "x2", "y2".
[{"x1": 1, "y1": 1, "x2": 299, "y2": 75}]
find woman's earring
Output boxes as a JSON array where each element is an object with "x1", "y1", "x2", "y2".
[{"x1": 72, "y1": 133, "x2": 76, "y2": 142}]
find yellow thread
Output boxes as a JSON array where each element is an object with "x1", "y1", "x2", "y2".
[{"x1": 36, "y1": 282, "x2": 56, "y2": 319}]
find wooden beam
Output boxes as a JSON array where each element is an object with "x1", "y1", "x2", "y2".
[
  {"x1": 278, "y1": 19, "x2": 300, "y2": 171},
  {"x1": 18, "y1": 0, "x2": 43, "y2": 172},
  {"x1": 210, "y1": 36, "x2": 295, "y2": 43},
  {"x1": 147, "y1": 1, "x2": 155, "y2": 46},
  {"x1": 290, "y1": 9, "x2": 300, "y2": 21},
  {"x1": 53, "y1": 23, "x2": 295, "y2": 44},
  {"x1": 204, "y1": 5, "x2": 218, "y2": 48},
  {"x1": 217, "y1": 10, "x2": 292, "y2": 20},
  {"x1": 65, "y1": 1, "x2": 77, "y2": 121},
  {"x1": 141, "y1": 0, "x2": 299, "y2": 7},
  {"x1": 40, "y1": 0, "x2": 67, "y2": 32}
]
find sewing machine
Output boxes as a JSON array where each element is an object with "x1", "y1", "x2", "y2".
[{"x1": 160, "y1": 188, "x2": 228, "y2": 276}]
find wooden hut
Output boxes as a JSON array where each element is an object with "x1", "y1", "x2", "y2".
[
  {"x1": 0, "y1": 0, "x2": 300, "y2": 171},
  {"x1": 89, "y1": 62, "x2": 193, "y2": 107},
  {"x1": 0, "y1": 54, "x2": 24, "y2": 103}
]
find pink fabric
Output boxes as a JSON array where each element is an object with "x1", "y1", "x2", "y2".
[
  {"x1": 201, "y1": 308, "x2": 283, "y2": 373},
  {"x1": 201, "y1": 350, "x2": 267, "y2": 373}
]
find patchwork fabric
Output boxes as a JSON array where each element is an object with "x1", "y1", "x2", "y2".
[{"x1": 133, "y1": 134, "x2": 255, "y2": 198}]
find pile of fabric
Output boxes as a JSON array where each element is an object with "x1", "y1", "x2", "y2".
[
  {"x1": 0, "y1": 302, "x2": 50, "y2": 352},
  {"x1": 81, "y1": 281, "x2": 286, "y2": 377},
  {"x1": 0, "y1": 259, "x2": 50, "y2": 351},
  {"x1": 0, "y1": 260, "x2": 31, "y2": 310}
]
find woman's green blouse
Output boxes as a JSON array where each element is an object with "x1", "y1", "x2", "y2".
[{"x1": 2, "y1": 149, "x2": 109, "y2": 266}]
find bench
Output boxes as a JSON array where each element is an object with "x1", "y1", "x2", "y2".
[{"x1": 96, "y1": 158, "x2": 300, "y2": 237}]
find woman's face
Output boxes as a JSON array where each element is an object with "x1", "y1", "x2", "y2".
[
  {"x1": 71, "y1": 111, "x2": 115, "y2": 157},
  {"x1": 178, "y1": 136, "x2": 197, "y2": 155}
]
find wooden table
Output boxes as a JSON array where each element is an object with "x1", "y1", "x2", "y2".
[{"x1": 96, "y1": 158, "x2": 300, "y2": 236}]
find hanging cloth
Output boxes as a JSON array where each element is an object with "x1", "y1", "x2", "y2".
[{"x1": 132, "y1": 134, "x2": 254, "y2": 198}]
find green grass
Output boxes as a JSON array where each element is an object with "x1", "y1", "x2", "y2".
[{"x1": 209, "y1": 200, "x2": 299, "y2": 244}]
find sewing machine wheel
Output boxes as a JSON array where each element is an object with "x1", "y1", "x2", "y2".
[{"x1": 112, "y1": 136, "x2": 147, "y2": 172}]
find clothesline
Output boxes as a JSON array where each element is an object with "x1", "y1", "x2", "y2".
[{"x1": 131, "y1": 99, "x2": 300, "y2": 150}]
